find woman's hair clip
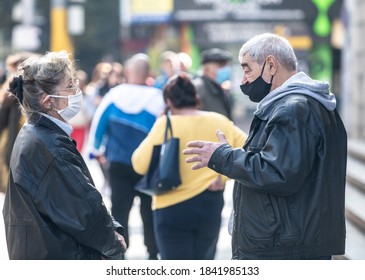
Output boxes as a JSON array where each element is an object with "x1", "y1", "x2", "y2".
[{"x1": 9, "y1": 75, "x2": 24, "y2": 104}]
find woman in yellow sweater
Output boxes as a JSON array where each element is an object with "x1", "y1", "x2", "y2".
[{"x1": 132, "y1": 74, "x2": 247, "y2": 260}]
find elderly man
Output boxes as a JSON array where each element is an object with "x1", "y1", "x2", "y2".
[{"x1": 184, "y1": 33, "x2": 347, "y2": 260}]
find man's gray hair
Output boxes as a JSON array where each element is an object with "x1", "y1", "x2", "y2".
[{"x1": 238, "y1": 33, "x2": 297, "y2": 72}]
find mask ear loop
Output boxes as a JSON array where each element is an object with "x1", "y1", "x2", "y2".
[
  {"x1": 260, "y1": 60, "x2": 267, "y2": 76},
  {"x1": 42, "y1": 94, "x2": 59, "y2": 114},
  {"x1": 261, "y1": 60, "x2": 274, "y2": 84}
]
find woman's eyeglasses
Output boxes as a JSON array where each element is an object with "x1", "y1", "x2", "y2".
[{"x1": 59, "y1": 79, "x2": 80, "y2": 94}]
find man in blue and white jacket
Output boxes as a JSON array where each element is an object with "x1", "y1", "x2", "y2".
[{"x1": 89, "y1": 53, "x2": 165, "y2": 259}]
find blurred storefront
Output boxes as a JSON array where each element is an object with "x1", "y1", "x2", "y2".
[
  {"x1": 0, "y1": 0, "x2": 350, "y2": 121},
  {"x1": 118, "y1": 0, "x2": 344, "y2": 117}
]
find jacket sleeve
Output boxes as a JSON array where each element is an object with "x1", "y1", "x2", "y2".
[
  {"x1": 218, "y1": 121, "x2": 248, "y2": 184},
  {"x1": 35, "y1": 152, "x2": 125, "y2": 259},
  {"x1": 208, "y1": 112, "x2": 318, "y2": 196}
]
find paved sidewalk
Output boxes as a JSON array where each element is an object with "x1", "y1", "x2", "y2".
[{"x1": 0, "y1": 159, "x2": 234, "y2": 260}]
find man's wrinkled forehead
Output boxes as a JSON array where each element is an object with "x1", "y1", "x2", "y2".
[{"x1": 240, "y1": 54, "x2": 254, "y2": 69}]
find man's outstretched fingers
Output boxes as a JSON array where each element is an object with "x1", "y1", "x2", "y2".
[
  {"x1": 186, "y1": 141, "x2": 205, "y2": 148},
  {"x1": 185, "y1": 155, "x2": 200, "y2": 163},
  {"x1": 183, "y1": 147, "x2": 201, "y2": 155},
  {"x1": 192, "y1": 162, "x2": 204, "y2": 170}
]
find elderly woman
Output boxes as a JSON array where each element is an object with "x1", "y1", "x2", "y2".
[
  {"x1": 132, "y1": 74, "x2": 247, "y2": 259},
  {"x1": 2, "y1": 51, "x2": 126, "y2": 260}
]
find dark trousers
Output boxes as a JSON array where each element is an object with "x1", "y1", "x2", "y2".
[
  {"x1": 153, "y1": 189, "x2": 224, "y2": 260},
  {"x1": 109, "y1": 161, "x2": 158, "y2": 257}
]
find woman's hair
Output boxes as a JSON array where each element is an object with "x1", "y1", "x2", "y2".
[
  {"x1": 238, "y1": 33, "x2": 297, "y2": 72},
  {"x1": 163, "y1": 73, "x2": 198, "y2": 109},
  {"x1": 8, "y1": 51, "x2": 76, "y2": 122}
]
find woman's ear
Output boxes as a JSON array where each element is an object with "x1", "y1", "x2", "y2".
[
  {"x1": 166, "y1": 98, "x2": 173, "y2": 109},
  {"x1": 40, "y1": 93, "x2": 52, "y2": 110}
]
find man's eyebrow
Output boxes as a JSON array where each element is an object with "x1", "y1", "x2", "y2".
[{"x1": 240, "y1": 62, "x2": 249, "y2": 68}]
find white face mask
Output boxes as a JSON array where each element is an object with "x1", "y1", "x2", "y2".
[{"x1": 49, "y1": 90, "x2": 83, "y2": 121}]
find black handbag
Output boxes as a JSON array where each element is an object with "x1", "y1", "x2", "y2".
[{"x1": 134, "y1": 113, "x2": 181, "y2": 196}]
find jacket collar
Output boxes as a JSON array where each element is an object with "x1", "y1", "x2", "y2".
[
  {"x1": 38, "y1": 113, "x2": 73, "y2": 136},
  {"x1": 32, "y1": 114, "x2": 71, "y2": 138}
]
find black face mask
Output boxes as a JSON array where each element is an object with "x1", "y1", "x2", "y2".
[{"x1": 240, "y1": 61, "x2": 273, "y2": 103}]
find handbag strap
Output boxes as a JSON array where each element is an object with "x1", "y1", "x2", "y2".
[{"x1": 164, "y1": 113, "x2": 173, "y2": 142}]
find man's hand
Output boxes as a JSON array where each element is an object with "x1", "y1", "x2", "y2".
[{"x1": 183, "y1": 129, "x2": 228, "y2": 170}]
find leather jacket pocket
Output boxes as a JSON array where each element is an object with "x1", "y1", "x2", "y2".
[
  {"x1": 238, "y1": 192, "x2": 298, "y2": 249},
  {"x1": 241, "y1": 193, "x2": 277, "y2": 245}
]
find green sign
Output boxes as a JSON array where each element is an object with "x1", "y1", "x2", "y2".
[
  {"x1": 310, "y1": 44, "x2": 332, "y2": 83},
  {"x1": 312, "y1": 0, "x2": 335, "y2": 37}
]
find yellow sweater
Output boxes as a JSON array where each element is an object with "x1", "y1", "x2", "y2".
[{"x1": 132, "y1": 111, "x2": 247, "y2": 210}]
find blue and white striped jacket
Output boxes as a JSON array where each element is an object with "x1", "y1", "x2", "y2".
[{"x1": 89, "y1": 83, "x2": 165, "y2": 165}]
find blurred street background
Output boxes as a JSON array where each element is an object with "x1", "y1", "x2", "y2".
[{"x1": 1, "y1": 0, "x2": 365, "y2": 260}]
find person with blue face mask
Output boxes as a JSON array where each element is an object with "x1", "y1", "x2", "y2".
[
  {"x1": 215, "y1": 65, "x2": 232, "y2": 85},
  {"x1": 193, "y1": 48, "x2": 233, "y2": 120},
  {"x1": 184, "y1": 33, "x2": 347, "y2": 260}
]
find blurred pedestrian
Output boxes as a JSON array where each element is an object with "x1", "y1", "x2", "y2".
[
  {"x1": 0, "y1": 51, "x2": 34, "y2": 193},
  {"x1": 184, "y1": 33, "x2": 347, "y2": 260},
  {"x1": 132, "y1": 74, "x2": 247, "y2": 260},
  {"x1": 0, "y1": 69, "x2": 6, "y2": 85},
  {"x1": 84, "y1": 61, "x2": 125, "y2": 190},
  {"x1": 68, "y1": 69, "x2": 93, "y2": 153},
  {"x1": 178, "y1": 52, "x2": 193, "y2": 73},
  {"x1": 96, "y1": 62, "x2": 125, "y2": 101},
  {"x1": 153, "y1": 51, "x2": 180, "y2": 90},
  {"x1": 84, "y1": 62, "x2": 112, "y2": 99},
  {"x1": 85, "y1": 61, "x2": 125, "y2": 110},
  {"x1": 178, "y1": 52, "x2": 197, "y2": 81},
  {"x1": 193, "y1": 48, "x2": 233, "y2": 119},
  {"x1": 89, "y1": 53, "x2": 164, "y2": 260},
  {"x1": 2, "y1": 51, "x2": 126, "y2": 259}
]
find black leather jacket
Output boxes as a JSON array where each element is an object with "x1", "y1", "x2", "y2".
[
  {"x1": 2, "y1": 115, "x2": 125, "y2": 259},
  {"x1": 209, "y1": 94, "x2": 347, "y2": 259}
]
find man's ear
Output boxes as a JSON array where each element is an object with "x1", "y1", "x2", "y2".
[{"x1": 266, "y1": 55, "x2": 277, "y2": 75}]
